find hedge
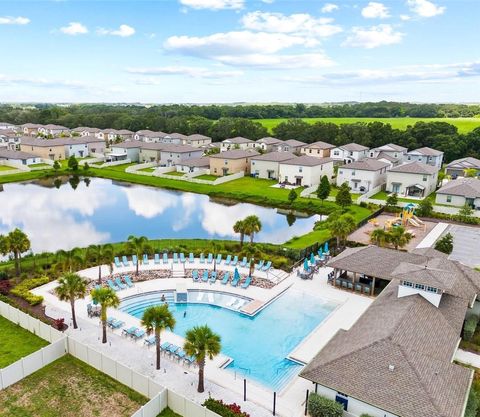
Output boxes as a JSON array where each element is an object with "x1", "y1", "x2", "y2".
[
  {"x1": 202, "y1": 398, "x2": 250, "y2": 417},
  {"x1": 308, "y1": 393, "x2": 343, "y2": 417},
  {"x1": 10, "y1": 276, "x2": 50, "y2": 306},
  {"x1": 464, "y1": 315, "x2": 480, "y2": 342}
]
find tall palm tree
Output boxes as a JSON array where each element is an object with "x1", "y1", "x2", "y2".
[
  {"x1": 241, "y1": 244, "x2": 260, "y2": 278},
  {"x1": 328, "y1": 213, "x2": 356, "y2": 250},
  {"x1": 90, "y1": 287, "x2": 120, "y2": 343},
  {"x1": 183, "y1": 325, "x2": 221, "y2": 393},
  {"x1": 56, "y1": 247, "x2": 83, "y2": 273},
  {"x1": 55, "y1": 273, "x2": 88, "y2": 329},
  {"x1": 125, "y1": 235, "x2": 151, "y2": 276},
  {"x1": 86, "y1": 244, "x2": 114, "y2": 283},
  {"x1": 370, "y1": 228, "x2": 389, "y2": 247},
  {"x1": 141, "y1": 305, "x2": 176, "y2": 370},
  {"x1": 387, "y1": 226, "x2": 413, "y2": 250},
  {"x1": 0, "y1": 228, "x2": 31, "y2": 276},
  {"x1": 243, "y1": 215, "x2": 262, "y2": 244},
  {"x1": 233, "y1": 220, "x2": 246, "y2": 248}
]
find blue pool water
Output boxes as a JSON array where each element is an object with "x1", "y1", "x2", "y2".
[{"x1": 121, "y1": 289, "x2": 337, "y2": 390}]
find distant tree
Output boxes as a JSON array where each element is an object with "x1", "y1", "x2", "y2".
[
  {"x1": 67, "y1": 155, "x2": 78, "y2": 171},
  {"x1": 288, "y1": 189, "x2": 298, "y2": 205},
  {"x1": 286, "y1": 212, "x2": 296, "y2": 226},
  {"x1": 434, "y1": 233, "x2": 454, "y2": 254},
  {"x1": 416, "y1": 198, "x2": 433, "y2": 217},
  {"x1": 459, "y1": 203, "x2": 474, "y2": 221},
  {"x1": 0, "y1": 228, "x2": 31, "y2": 276},
  {"x1": 335, "y1": 182, "x2": 352, "y2": 209},
  {"x1": 125, "y1": 235, "x2": 151, "y2": 276},
  {"x1": 385, "y1": 193, "x2": 398, "y2": 211},
  {"x1": 56, "y1": 247, "x2": 83, "y2": 273},
  {"x1": 68, "y1": 175, "x2": 80, "y2": 190},
  {"x1": 55, "y1": 273, "x2": 88, "y2": 329},
  {"x1": 90, "y1": 287, "x2": 120, "y2": 344},
  {"x1": 53, "y1": 160, "x2": 60, "y2": 171},
  {"x1": 316, "y1": 175, "x2": 331, "y2": 204},
  {"x1": 243, "y1": 215, "x2": 262, "y2": 244}
]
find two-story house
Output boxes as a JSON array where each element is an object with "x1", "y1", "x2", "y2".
[
  {"x1": 336, "y1": 158, "x2": 389, "y2": 194},
  {"x1": 386, "y1": 161, "x2": 439, "y2": 197},
  {"x1": 210, "y1": 149, "x2": 259, "y2": 176},
  {"x1": 330, "y1": 143, "x2": 370, "y2": 164},
  {"x1": 405, "y1": 147, "x2": 444, "y2": 168},
  {"x1": 300, "y1": 141, "x2": 335, "y2": 158},
  {"x1": 278, "y1": 156, "x2": 334, "y2": 187}
]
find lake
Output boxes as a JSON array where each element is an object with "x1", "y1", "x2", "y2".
[{"x1": 0, "y1": 177, "x2": 320, "y2": 253}]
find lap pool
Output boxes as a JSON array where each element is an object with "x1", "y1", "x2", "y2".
[{"x1": 120, "y1": 289, "x2": 337, "y2": 391}]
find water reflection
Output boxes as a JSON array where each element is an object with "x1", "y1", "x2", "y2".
[{"x1": 0, "y1": 178, "x2": 320, "y2": 253}]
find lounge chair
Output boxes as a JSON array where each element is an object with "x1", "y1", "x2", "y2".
[
  {"x1": 175, "y1": 349, "x2": 186, "y2": 360},
  {"x1": 221, "y1": 272, "x2": 230, "y2": 285},
  {"x1": 240, "y1": 257, "x2": 248, "y2": 268},
  {"x1": 107, "y1": 279, "x2": 119, "y2": 291},
  {"x1": 154, "y1": 253, "x2": 160, "y2": 264},
  {"x1": 167, "y1": 344, "x2": 179, "y2": 355},
  {"x1": 132, "y1": 255, "x2": 138, "y2": 266},
  {"x1": 122, "y1": 326, "x2": 137, "y2": 337},
  {"x1": 180, "y1": 253, "x2": 185, "y2": 263},
  {"x1": 363, "y1": 286, "x2": 371, "y2": 295},
  {"x1": 192, "y1": 270, "x2": 199, "y2": 282},
  {"x1": 160, "y1": 342, "x2": 171, "y2": 352},
  {"x1": 173, "y1": 253, "x2": 178, "y2": 264},
  {"x1": 231, "y1": 256, "x2": 238, "y2": 266},
  {"x1": 115, "y1": 277, "x2": 126, "y2": 290},
  {"x1": 124, "y1": 275, "x2": 134, "y2": 288},
  {"x1": 107, "y1": 317, "x2": 116, "y2": 326},
  {"x1": 207, "y1": 253, "x2": 213, "y2": 264},
  {"x1": 122, "y1": 256, "x2": 129, "y2": 267},
  {"x1": 111, "y1": 319, "x2": 125, "y2": 329},
  {"x1": 162, "y1": 253, "x2": 168, "y2": 264},
  {"x1": 199, "y1": 253, "x2": 205, "y2": 263},
  {"x1": 215, "y1": 254, "x2": 222, "y2": 265},
  {"x1": 189, "y1": 253, "x2": 194, "y2": 263},
  {"x1": 210, "y1": 271, "x2": 217, "y2": 284},
  {"x1": 143, "y1": 254, "x2": 149, "y2": 265},
  {"x1": 262, "y1": 261, "x2": 272, "y2": 271},
  {"x1": 184, "y1": 355, "x2": 196, "y2": 366},
  {"x1": 225, "y1": 255, "x2": 231, "y2": 265},
  {"x1": 231, "y1": 275, "x2": 240, "y2": 287},
  {"x1": 202, "y1": 270, "x2": 209, "y2": 282},
  {"x1": 144, "y1": 335, "x2": 156, "y2": 346},
  {"x1": 132, "y1": 329, "x2": 145, "y2": 340},
  {"x1": 114, "y1": 257, "x2": 122, "y2": 268},
  {"x1": 256, "y1": 260, "x2": 264, "y2": 270},
  {"x1": 241, "y1": 276, "x2": 252, "y2": 289}
]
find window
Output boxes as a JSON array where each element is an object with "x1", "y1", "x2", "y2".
[
  {"x1": 407, "y1": 156, "x2": 411, "y2": 160},
  {"x1": 224, "y1": 160, "x2": 228, "y2": 165},
  {"x1": 351, "y1": 170, "x2": 355, "y2": 176},
  {"x1": 403, "y1": 281, "x2": 413, "y2": 287},
  {"x1": 339, "y1": 170, "x2": 343, "y2": 175},
  {"x1": 252, "y1": 161, "x2": 255, "y2": 165},
  {"x1": 309, "y1": 149, "x2": 312, "y2": 154},
  {"x1": 447, "y1": 195, "x2": 452, "y2": 203},
  {"x1": 299, "y1": 167, "x2": 303, "y2": 173},
  {"x1": 423, "y1": 175, "x2": 427, "y2": 181},
  {"x1": 415, "y1": 283, "x2": 425, "y2": 290},
  {"x1": 426, "y1": 286, "x2": 438, "y2": 293},
  {"x1": 333, "y1": 150, "x2": 340, "y2": 156}
]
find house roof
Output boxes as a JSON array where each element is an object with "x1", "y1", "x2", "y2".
[
  {"x1": 251, "y1": 151, "x2": 296, "y2": 162},
  {"x1": 280, "y1": 155, "x2": 333, "y2": 167},
  {"x1": 210, "y1": 149, "x2": 259, "y2": 159},
  {"x1": 142, "y1": 143, "x2": 200, "y2": 153},
  {"x1": 376, "y1": 152, "x2": 398, "y2": 163},
  {"x1": 338, "y1": 143, "x2": 369, "y2": 152},
  {"x1": 116, "y1": 129, "x2": 133, "y2": 135},
  {"x1": 43, "y1": 124, "x2": 69, "y2": 130},
  {"x1": 256, "y1": 137, "x2": 282, "y2": 145},
  {"x1": 177, "y1": 156, "x2": 210, "y2": 167},
  {"x1": 282, "y1": 139, "x2": 306, "y2": 147},
  {"x1": 222, "y1": 136, "x2": 254, "y2": 144},
  {"x1": 111, "y1": 141, "x2": 143, "y2": 149},
  {"x1": 164, "y1": 132, "x2": 188, "y2": 140},
  {"x1": 72, "y1": 127, "x2": 101, "y2": 133},
  {"x1": 447, "y1": 157, "x2": 480, "y2": 170},
  {"x1": 374, "y1": 143, "x2": 408, "y2": 152},
  {"x1": 303, "y1": 141, "x2": 335, "y2": 150},
  {"x1": 388, "y1": 161, "x2": 439, "y2": 175},
  {"x1": 0, "y1": 149, "x2": 37, "y2": 160},
  {"x1": 409, "y1": 146, "x2": 443, "y2": 156},
  {"x1": 21, "y1": 123, "x2": 43, "y2": 129},
  {"x1": 20, "y1": 136, "x2": 102, "y2": 147},
  {"x1": 340, "y1": 158, "x2": 389, "y2": 172},
  {"x1": 187, "y1": 134, "x2": 211, "y2": 141},
  {"x1": 437, "y1": 178, "x2": 480, "y2": 198}
]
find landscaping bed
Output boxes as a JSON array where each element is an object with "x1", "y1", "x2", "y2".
[{"x1": 0, "y1": 355, "x2": 147, "y2": 417}]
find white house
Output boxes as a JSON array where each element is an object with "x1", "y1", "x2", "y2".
[
  {"x1": 436, "y1": 178, "x2": 480, "y2": 209},
  {"x1": 300, "y1": 141, "x2": 335, "y2": 158},
  {"x1": 185, "y1": 134, "x2": 212, "y2": 147},
  {"x1": 134, "y1": 130, "x2": 167, "y2": 142},
  {"x1": 38, "y1": 124, "x2": 70, "y2": 136},
  {"x1": 386, "y1": 161, "x2": 439, "y2": 197},
  {"x1": 139, "y1": 143, "x2": 203, "y2": 166},
  {"x1": 221, "y1": 137, "x2": 255, "y2": 151},
  {"x1": 445, "y1": 157, "x2": 480, "y2": 178},
  {"x1": 330, "y1": 143, "x2": 369, "y2": 164},
  {"x1": 109, "y1": 142, "x2": 143, "y2": 162},
  {"x1": 22, "y1": 123, "x2": 43, "y2": 136},
  {"x1": 255, "y1": 137, "x2": 282, "y2": 152},
  {"x1": 0, "y1": 122, "x2": 17, "y2": 130},
  {"x1": 0, "y1": 149, "x2": 40, "y2": 166},
  {"x1": 161, "y1": 133, "x2": 188, "y2": 145},
  {"x1": 369, "y1": 143, "x2": 407, "y2": 162},
  {"x1": 250, "y1": 151, "x2": 295, "y2": 180},
  {"x1": 336, "y1": 158, "x2": 389, "y2": 194},
  {"x1": 176, "y1": 156, "x2": 210, "y2": 174},
  {"x1": 279, "y1": 156, "x2": 334, "y2": 187},
  {"x1": 277, "y1": 139, "x2": 305, "y2": 153},
  {"x1": 72, "y1": 127, "x2": 101, "y2": 137},
  {"x1": 405, "y1": 147, "x2": 444, "y2": 168}
]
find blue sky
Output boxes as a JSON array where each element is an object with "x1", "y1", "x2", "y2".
[{"x1": 0, "y1": 0, "x2": 478, "y2": 103}]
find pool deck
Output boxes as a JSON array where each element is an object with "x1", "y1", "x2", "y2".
[{"x1": 34, "y1": 265, "x2": 372, "y2": 417}]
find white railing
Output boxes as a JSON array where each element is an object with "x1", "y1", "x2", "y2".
[{"x1": 98, "y1": 158, "x2": 132, "y2": 168}]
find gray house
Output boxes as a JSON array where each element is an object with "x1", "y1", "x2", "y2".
[
  {"x1": 436, "y1": 178, "x2": 480, "y2": 209},
  {"x1": 250, "y1": 151, "x2": 295, "y2": 180},
  {"x1": 446, "y1": 157, "x2": 480, "y2": 178},
  {"x1": 405, "y1": 146, "x2": 444, "y2": 168}
]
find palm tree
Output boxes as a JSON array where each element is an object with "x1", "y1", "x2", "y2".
[
  {"x1": 243, "y1": 215, "x2": 262, "y2": 244},
  {"x1": 233, "y1": 220, "x2": 246, "y2": 248},
  {"x1": 141, "y1": 305, "x2": 176, "y2": 370},
  {"x1": 0, "y1": 229, "x2": 31, "y2": 276},
  {"x1": 90, "y1": 287, "x2": 120, "y2": 343},
  {"x1": 387, "y1": 226, "x2": 413, "y2": 250},
  {"x1": 86, "y1": 244, "x2": 114, "y2": 283},
  {"x1": 125, "y1": 235, "x2": 151, "y2": 276},
  {"x1": 55, "y1": 273, "x2": 88, "y2": 329},
  {"x1": 370, "y1": 228, "x2": 389, "y2": 247},
  {"x1": 56, "y1": 247, "x2": 83, "y2": 273},
  {"x1": 327, "y1": 213, "x2": 356, "y2": 250},
  {"x1": 241, "y1": 244, "x2": 260, "y2": 278},
  {"x1": 183, "y1": 325, "x2": 221, "y2": 393}
]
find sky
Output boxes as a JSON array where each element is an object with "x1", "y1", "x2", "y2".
[{"x1": 0, "y1": 0, "x2": 478, "y2": 103}]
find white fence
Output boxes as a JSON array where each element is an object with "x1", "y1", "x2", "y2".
[
  {"x1": 98, "y1": 158, "x2": 132, "y2": 168},
  {"x1": 356, "y1": 184, "x2": 385, "y2": 203}
]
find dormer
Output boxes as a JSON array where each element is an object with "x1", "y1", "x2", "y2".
[{"x1": 397, "y1": 280, "x2": 443, "y2": 307}]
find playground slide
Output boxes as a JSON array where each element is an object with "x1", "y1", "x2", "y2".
[
  {"x1": 408, "y1": 218, "x2": 422, "y2": 227},
  {"x1": 412, "y1": 215, "x2": 425, "y2": 225}
]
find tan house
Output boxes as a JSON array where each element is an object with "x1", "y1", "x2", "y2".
[
  {"x1": 20, "y1": 137, "x2": 66, "y2": 160},
  {"x1": 21, "y1": 123, "x2": 43, "y2": 136},
  {"x1": 300, "y1": 141, "x2": 335, "y2": 158},
  {"x1": 186, "y1": 134, "x2": 212, "y2": 147},
  {"x1": 209, "y1": 149, "x2": 259, "y2": 176}
]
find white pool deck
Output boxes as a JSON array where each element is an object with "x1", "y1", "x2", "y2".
[{"x1": 34, "y1": 264, "x2": 372, "y2": 417}]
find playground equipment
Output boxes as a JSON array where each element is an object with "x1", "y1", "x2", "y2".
[{"x1": 401, "y1": 203, "x2": 426, "y2": 229}]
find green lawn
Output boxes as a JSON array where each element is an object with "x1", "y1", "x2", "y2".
[
  {"x1": 138, "y1": 167, "x2": 156, "y2": 173},
  {"x1": 102, "y1": 162, "x2": 137, "y2": 172},
  {"x1": 255, "y1": 117, "x2": 480, "y2": 134},
  {"x1": 157, "y1": 408, "x2": 182, "y2": 417},
  {"x1": 165, "y1": 171, "x2": 185, "y2": 177},
  {"x1": 283, "y1": 229, "x2": 331, "y2": 249},
  {"x1": 28, "y1": 163, "x2": 52, "y2": 168},
  {"x1": 0, "y1": 316, "x2": 49, "y2": 368},
  {"x1": 0, "y1": 165, "x2": 17, "y2": 172},
  {"x1": 195, "y1": 174, "x2": 217, "y2": 181},
  {"x1": 0, "y1": 355, "x2": 147, "y2": 417}
]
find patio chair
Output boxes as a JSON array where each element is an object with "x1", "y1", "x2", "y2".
[
  {"x1": 175, "y1": 349, "x2": 186, "y2": 361},
  {"x1": 180, "y1": 253, "x2": 186, "y2": 263},
  {"x1": 122, "y1": 256, "x2": 129, "y2": 267},
  {"x1": 216, "y1": 254, "x2": 222, "y2": 265},
  {"x1": 225, "y1": 255, "x2": 231, "y2": 265},
  {"x1": 107, "y1": 317, "x2": 116, "y2": 326},
  {"x1": 347, "y1": 281, "x2": 354, "y2": 290},
  {"x1": 231, "y1": 255, "x2": 238, "y2": 266},
  {"x1": 240, "y1": 257, "x2": 248, "y2": 268},
  {"x1": 132, "y1": 255, "x2": 138, "y2": 266},
  {"x1": 200, "y1": 253, "x2": 205, "y2": 263},
  {"x1": 144, "y1": 335, "x2": 156, "y2": 346},
  {"x1": 111, "y1": 319, "x2": 125, "y2": 329},
  {"x1": 188, "y1": 253, "x2": 194, "y2": 263},
  {"x1": 262, "y1": 261, "x2": 272, "y2": 271},
  {"x1": 231, "y1": 274, "x2": 240, "y2": 287},
  {"x1": 256, "y1": 260, "x2": 264, "y2": 270},
  {"x1": 202, "y1": 270, "x2": 209, "y2": 282},
  {"x1": 207, "y1": 253, "x2": 213, "y2": 264},
  {"x1": 114, "y1": 257, "x2": 122, "y2": 268},
  {"x1": 341, "y1": 280, "x2": 348, "y2": 289},
  {"x1": 162, "y1": 253, "x2": 168, "y2": 264},
  {"x1": 124, "y1": 275, "x2": 134, "y2": 288},
  {"x1": 355, "y1": 283, "x2": 362, "y2": 292},
  {"x1": 241, "y1": 276, "x2": 252, "y2": 289},
  {"x1": 221, "y1": 272, "x2": 230, "y2": 285},
  {"x1": 107, "y1": 279, "x2": 119, "y2": 291},
  {"x1": 132, "y1": 329, "x2": 145, "y2": 340},
  {"x1": 154, "y1": 253, "x2": 161, "y2": 264},
  {"x1": 160, "y1": 342, "x2": 171, "y2": 353},
  {"x1": 363, "y1": 286, "x2": 371, "y2": 295},
  {"x1": 173, "y1": 253, "x2": 178, "y2": 264},
  {"x1": 335, "y1": 279, "x2": 341, "y2": 286},
  {"x1": 122, "y1": 326, "x2": 137, "y2": 337},
  {"x1": 210, "y1": 271, "x2": 217, "y2": 284},
  {"x1": 184, "y1": 355, "x2": 196, "y2": 366},
  {"x1": 143, "y1": 254, "x2": 149, "y2": 265},
  {"x1": 114, "y1": 277, "x2": 126, "y2": 290},
  {"x1": 192, "y1": 270, "x2": 199, "y2": 282},
  {"x1": 167, "y1": 344, "x2": 180, "y2": 355}
]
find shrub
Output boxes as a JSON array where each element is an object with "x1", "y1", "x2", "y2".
[
  {"x1": 203, "y1": 398, "x2": 250, "y2": 417},
  {"x1": 360, "y1": 414, "x2": 375, "y2": 417},
  {"x1": 434, "y1": 233, "x2": 454, "y2": 254},
  {"x1": 10, "y1": 276, "x2": 50, "y2": 306},
  {"x1": 0, "y1": 270, "x2": 8, "y2": 280},
  {"x1": 464, "y1": 315, "x2": 479, "y2": 342},
  {"x1": 52, "y1": 318, "x2": 65, "y2": 330},
  {"x1": 465, "y1": 385, "x2": 480, "y2": 417},
  {"x1": 308, "y1": 393, "x2": 343, "y2": 417},
  {"x1": 0, "y1": 280, "x2": 11, "y2": 295},
  {"x1": 359, "y1": 201, "x2": 368, "y2": 208}
]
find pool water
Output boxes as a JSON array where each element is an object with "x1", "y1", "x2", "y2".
[{"x1": 121, "y1": 289, "x2": 337, "y2": 390}]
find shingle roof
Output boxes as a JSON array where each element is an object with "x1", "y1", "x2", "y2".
[
  {"x1": 280, "y1": 155, "x2": 333, "y2": 167},
  {"x1": 409, "y1": 146, "x2": 443, "y2": 156},
  {"x1": 222, "y1": 136, "x2": 254, "y2": 144},
  {"x1": 282, "y1": 139, "x2": 306, "y2": 147},
  {"x1": 210, "y1": 149, "x2": 259, "y2": 159},
  {"x1": 303, "y1": 141, "x2": 335, "y2": 150},
  {"x1": 256, "y1": 137, "x2": 282, "y2": 145},
  {"x1": 111, "y1": 141, "x2": 143, "y2": 149},
  {"x1": 447, "y1": 157, "x2": 480, "y2": 170},
  {"x1": 340, "y1": 158, "x2": 389, "y2": 171},
  {"x1": 388, "y1": 161, "x2": 439, "y2": 175},
  {"x1": 141, "y1": 143, "x2": 200, "y2": 153},
  {"x1": 374, "y1": 143, "x2": 408, "y2": 152},
  {"x1": 376, "y1": 152, "x2": 397, "y2": 163},
  {"x1": 250, "y1": 151, "x2": 296, "y2": 162},
  {"x1": 20, "y1": 136, "x2": 102, "y2": 147},
  {"x1": 437, "y1": 178, "x2": 480, "y2": 198},
  {"x1": 0, "y1": 149, "x2": 37, "y2": 160},
  {"x1": 188, "y1": 134, "x2": 211, "y2": 141},
  {"x1": 339, "y1": 143, "x2": 369, "y2": 152},
  {"x1": 165, "y1": 132, "x2": 188, "y2": 140},
  {"x1": 177, "y1": 156, "x2": 210, "y2": 167}
]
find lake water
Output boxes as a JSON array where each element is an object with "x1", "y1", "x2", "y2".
[{"x1": 0, "y1": 177, "x2": 320, "y2": 253}]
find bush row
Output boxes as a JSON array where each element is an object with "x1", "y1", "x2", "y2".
[
  {"x1": 203, "y1": 398, "x2": 250, "y2": 417},
  {"x1": 464, "y1": 315, "x2": 480, "y2": 341},
  {"x1": 10, "y1": 276, "x2": 50, "y2": 306},
  {"x1": 308, "y1": 393, "x2": 344, "y2": 417}
]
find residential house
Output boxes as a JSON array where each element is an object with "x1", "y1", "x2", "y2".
[
  {"x1": 436, "y1": 178, "x2": 480, "y2": 209},
  {"x1": 38, "y1": 124, "x2": 70, "y2": 136},
  {"x1": 176, "y1": 157, "x2": 210, "y2": 174},
  {"x1": 103, "y1": 129, "x2": 133, "y2": 143},
  {"x1": 72, "y1": 127, "x2": 102, "y2": 137},
  {"x1": 161, "y1": 133, "x2": 188, "y2": 145},
  {"x1": 209, "y1": 149, "x2": 259, "y2": 176},
  {"x1": 369, "y1": 143, "x2": 408, "y2": 162},
  {"x1": 446, "y1": 157, "x2": 480, "y2": 178},
  {"x1": 250, "y1": 151, "x2": 295, "y2": 180},
  {"x1": 221, "y1": 137, "x2": 255, "y2": 151},
  {"x1": 277, "y1": 139, "x2": 305, "y2": 153},
  {"x1": 115, "y1": 129, "x2": 134, "y2": 141},
  {"x1": 300, "y1": 141, "x2": 335, "y2": 158},
  {"x1": 139, "y1": 143, "x2": 203, "y2": 166},
  {"x1": 386, "y1": 161, "x2": 439, "y2": 197},
  {"x1": 20, "y1": 137, "x2": 66, "y2": 160},
  {"x1": 0, "y1": 149, "x2": 40, "y2": 166},
  {"x1": 134, "y1": 130, "x2": 167, "y2": 142},
  {"x1": 330, "y1": 143, "x2": 369, "y2": 164},
  {"x1": 405, "y1": 146, "x2": 444, "y2": 168},
  {"x1": 185, "y1": 134, "x2": 212, "y2": 147},
  {"x1": 255, "y1": 137, "x2": 282, "y2": 152},
  {"x1": 0, "y1": 130, "x2": 20, "y2": 150},
  {"x1": 278, "y1": 156, "x2": 334, "y2": 187},
  {"x1": 21, "y1": 123, "x2": 43, "y2": 136},
  {"x1": 109, "y1": 141, "x2": 143, "y2": 162},
  {"x1": 301, "y1": 245, "x2": 478, "y2": 417},
  {"x1": 0, "y1": 122, "x2": 17, "y2": 130},
  {"x1": 336, "y1": 158, "x2": 389, "y2": 194},
  {"x1": 376, "y1": 152, "x2": 398, "y2": 167}
]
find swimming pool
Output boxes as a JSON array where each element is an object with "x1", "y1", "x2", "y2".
[{"x1": 120, "y1": 289, "x2": 337, "y2": 391}]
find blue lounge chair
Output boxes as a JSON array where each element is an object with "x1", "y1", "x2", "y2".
[
  {"x1": 231, "y1": 275, "x2": 240, "y2": 287},
  {"x1": 122, "y1": 256, "x2": 129, "y2": 267},
  {"x1": 207, "y1": 253, "x2": 213, "y2": 264},
  {"x1": 210, "y1": 271, "x2": 217, "y2": 284},
  {"x1": 215, "y1": 254, "x2": 222, "y2": 265},
  {"x1": 154, "y1": 253, "x2": 160, "y2": 264},
  {"x1": 160, "y1": 342, "x2": 171, "y2": 351},
  {"x1": 143, "y1": 254, "x2": 149, "y2": 265},
  {"x1": 144, "y1": 335, "x2": 156, "y2": 346},
  {"x1": 189, "y1": 253, "x2": 194, "y2": 263},
  {"x1": 111, "y1": 319, "x2": 125, "y2": 329},
  {"x1": 192, "y1": 270, "x2": 199, "y2": 282},
  {"x1": 262, "y1": 261, "x2": 272, "y2": 271},
  {"x1": 241, "y1": 276, "x2": 252, "y2": 289},
  {"x1": 175, "y1": 349, "x2": 186, "y2": 360},
  {"x1": 185, "y1": 355, "x2": 196, "y2": 366},
  {"x1": 124, "y1": 275, "x2": 134, "y2": 287},
  {"x1": 162, "y1": 253, "x2": 168, "y2": 264},
  {"x1": 256, "y1": 260, "x2": 264, "y2": 270},
  {"x1": 221, "y1": 272, "x2": 230, "y2": 285},
  {"x1": 115, "y1": 277, "x2": 126, "y2": 290},
  {"x1": 199, "y1": 253, "x2": 205, "y2": 263},
  {"x1": 114, "y1": 257, "x2": 122, "y2": 268},
  {"x1": 240, "y1": 257, "x2": 248, "y2": 268},
  {"x1": 231, "y1": 255, "x2": 238, "y2": 266},
  {"x1": 225, "y1": 255, "x2": 231, "y2": 265},
  {"x1": 132, "y1": 255, "x2": 138, "y2": 266},
  {"x1": 107, "y1": 279, "x2": 119, "y2": 291},
  {"x1": 107, "y1": 317, "x2": 116, "y2": 326},
  {"x1": 180, "y1": 253, "x2": 186, "y2": 263},
  {"x1": 132, "y1": 329, "x2": 145, "y2": 339},
  {"x1": 167, "y1": 344, "x2": 179, "y2": 355},
  {"x1": 173, "y1": 253, "x2": 178, "y2": 263},
  {"x1": 122, "y1": 326, "x2": 137, "y2": 337},
  {"x1": 202, "y1": 270, "x2": 209, "y2": 282}
]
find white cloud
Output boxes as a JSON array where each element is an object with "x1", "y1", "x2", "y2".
[
  {"x1": 127, "y1": 66, "x2": 243, "y2": 79},
  {"x1": 261, "y1": 0, "x2": 275, "y2": 3},
  {"x1": 213, "y1": 53, "x2": 334, "y2": 69},
  {"x1": 241, "y1": 11, "x2": 342, "y2": 38},
  {"x1": 407, "y1": 0, "x2": 445, "y2": 17},
  {"x1": 321, "y1": 3, "x2": 339, "y2": 13},
  {"x1": 122, "y1": 187, "x2": 178, "y2": 218},
  {"x1": 343, "y1": 24, "x2": 404, "y2": 48},
  {"x1": 97, "y1": 24, "x2": 135, "y2": 37},
  {"x1": 0, "y1": 16, "x2": 30, "y2": 25},
  {"x1": 361, "y1": 2, "x2": 390, "y2": 19},
  {"x1": 179, "y1": 0, "x2": 244, "y2": 10},
  {"x1": 60, "y1": 22, "x2": 88, "y2": 36},
  {"x1": 400, "y1": 14, "x2": 411, "y2": 20}
]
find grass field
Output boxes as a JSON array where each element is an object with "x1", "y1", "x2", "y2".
[
  {"x1": 157, "y1": 408, "x2": 182, "y2": 417},
  {"x1": 0, "y1": 355, "x2": 147, "y2": 417},
  {"x1": 0, "y1": 316, "x2": 49, "y2": 368},
  {"x1": 166, "y1": 171, "x2": 185, "y2": 176},
  {"x1": 255, "y1": 117, "x2": 480, "y2": 134},
  {"x1": 29, "y1": 163, "x2": 52, "y2": 168},
  {"x1": 195, "y1": 174, "x2": 217, "y2": 181},
  {"x1": 0, "y1": 165, "x2": 17, "y2": 172}
]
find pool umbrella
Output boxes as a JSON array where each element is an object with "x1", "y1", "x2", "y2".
[
  {"x1": 234, "y1": 267, "x2": 240, "y2": 282},
  {"x1": 303, "y1": 259, "x2": 310, "y2": 271},
  {"x1": 324, "y1": 241, "x2": 329, "y2": 253},
  {"x1": 310, "y1": 253, "x2": 316, "y2": 265},
  {"x1": 318, "y1": 248, "x2": 324, "y2": 259}
]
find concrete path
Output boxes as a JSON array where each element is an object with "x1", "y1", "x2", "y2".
[
  {"x1": 455, "y1": 349, "x2": 480, "y2": 369},
  {"x1": 415, "y1": 222, "x2": 449, "y2": 248}
]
